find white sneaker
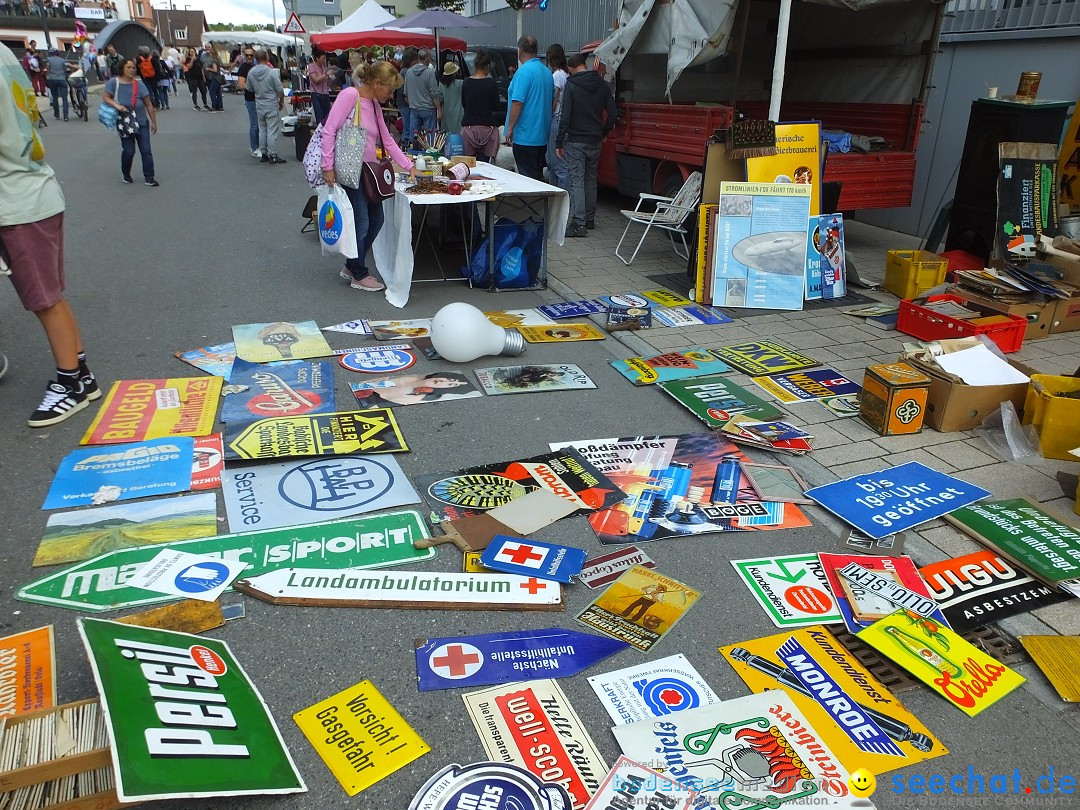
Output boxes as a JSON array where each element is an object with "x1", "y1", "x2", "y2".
[{"x1": 252, "y1": 149, "x2": 262, "y2": 158}]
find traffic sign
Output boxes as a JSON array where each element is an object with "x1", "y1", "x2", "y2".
[
  {"x1": 283, "y1": 12, "x2": 305, "y2": 34},
  {"x1": 415, "y1": 628, "x2": 627, "y2": 691}
]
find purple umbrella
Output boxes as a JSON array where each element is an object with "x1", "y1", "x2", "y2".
[{"x1": 375, "y1": 7, "x2": 492, "y2": 58}]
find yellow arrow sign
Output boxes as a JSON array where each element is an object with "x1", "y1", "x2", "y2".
[{"x1": 225, "y1": 410, "x2": 408, "y2": 460}]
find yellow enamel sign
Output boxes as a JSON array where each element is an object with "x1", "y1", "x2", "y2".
[
  {"x1": 293, "y1": 679, "x2": 429, "y2": 795},
  {"x1": 81, "y1": 377, "x2": 222, "y2": 445},
  {"x1": 642, "y1": 289, "x2": 694, "y2": 308},
  {"x1": 516, "y1": 323, "x2": 607, "y2": 343},
  {"x1": 746, "y1": 122, "x2": 824, "y2": 215},
  {"x1": 721, "y1": 625, "x2": 947, "y2": 775},
  {"x1": 224, "y1": 409, "x2": 407, "y2": 460}
]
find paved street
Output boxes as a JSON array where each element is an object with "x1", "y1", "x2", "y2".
[{"x1": 1, "y1": 96, "x2": 1079, "y2": 809}]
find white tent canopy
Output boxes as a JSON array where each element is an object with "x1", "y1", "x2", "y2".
[
  {"x1": 202, "y1": 30, "x2": 296, "y2": 49},
  {"x1": 318, "y1": 0, "x2": 430, "y2": 36}
]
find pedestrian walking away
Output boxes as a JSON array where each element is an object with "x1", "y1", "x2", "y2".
[
  {"x1": 321, "y1": 61, "x2": 417, "y2": 292},
  {"x1": 103, "y1": 59, "x2": 160, "y2": 186},
  {"x1": 503, "y1": 36, "x2": 553, "y2": 181},
  {"x1": 0, "y1": 43, "x2": 101, "y2": 427},
  {"x1": 395, "y1": 46, "x2": 417, "y2": 146},
  {"x1": 438, "y1": 61, "x2": 463, "y2": 135},
  {"x1": 246, "y1": 50, "x2": 285, "y2": 165},
  {"x1": 235, "y1": 47, "x2": 259, "y2": 155},
  {"x1": 460, "y1": 49, "x2": 500, "y2": 163},
  {"x1": 45, "y1": 48, "x2": 71, "y2": 121},
  {"x1": 557, "y1": 52, "x2": 617, "y2": 236}
]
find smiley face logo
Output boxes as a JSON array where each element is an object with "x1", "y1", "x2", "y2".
[{"x1": 848, "y1": 768, "x2": 876, "y2": 798}]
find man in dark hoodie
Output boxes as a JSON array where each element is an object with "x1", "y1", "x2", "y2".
[{"x1": 556, "y1": 54, "x2": 617, "y2": 237}]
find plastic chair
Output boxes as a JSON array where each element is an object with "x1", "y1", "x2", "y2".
[{"x1": 615, "y1": 171, "x2": 703, "y2": 265}]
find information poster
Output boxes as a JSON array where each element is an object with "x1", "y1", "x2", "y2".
[{"x1": 81, "y1": 378, "x2": 222, "y2": 445}]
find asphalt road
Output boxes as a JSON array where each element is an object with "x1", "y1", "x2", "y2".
[{"x1": 2, "y1": 97, "x2": 1079, "y2": 810}]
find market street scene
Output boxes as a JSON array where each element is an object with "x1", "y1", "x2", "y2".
[{"x1": 1, "y1": 1, "x2": 1080, "y2": 809}]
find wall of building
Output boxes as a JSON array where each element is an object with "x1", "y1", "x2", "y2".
[{"x1": 441, "y1": 0, "x2": 619, "y2": 50}]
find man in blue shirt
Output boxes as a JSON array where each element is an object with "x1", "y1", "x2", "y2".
[{"x1": 503, "y1": 35, "x2": 552, "y2": 181}]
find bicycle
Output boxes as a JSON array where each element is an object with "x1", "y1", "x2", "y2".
[{"x1": 67, "y1": 71, "x2": 88, "y2": 122}]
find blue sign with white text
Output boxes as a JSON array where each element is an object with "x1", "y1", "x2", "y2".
[
  {"x1": 776, "y1": 635, "x2": 904, "y2": 757},
  {"x1": 43, "y1": 438, "x2": 195, "y2": 510},
  {"x1": 480, "y1": 535, "x2": 587, "y2": 582},
  {"x1": 806, "y1": 461, "x2": 991, "y2": 539},
  {"x1": 537, "y1": 299, "x2": 607, "y2": 320},
  {"x1": 415, "y1": 628, "x2": 627, "y2": 691}
]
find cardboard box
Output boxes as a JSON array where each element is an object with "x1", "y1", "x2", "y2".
[
  {"x1": 859, "y1": 362, "x2": 931, "y2": 435},
  {"x1": 1052, "y1": 295, "x2": 1080, "y2": 334},
  {"x1": 950, "y1": 287, "x2": 1055, "y2": 341},
  {"x1": 1035, "y1": 251, "x2": 1080, "y2": 286},
  {"x1": 908, "y1": 357, "x2": 1035, "y2": 432}
]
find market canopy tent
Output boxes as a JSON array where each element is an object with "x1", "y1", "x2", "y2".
[
  {"x1": 202, "y1": 29, "x2": 296, "y2": 49},
  {"x1": 311, "y1": 0, "x2": 467, "y2": 52}
]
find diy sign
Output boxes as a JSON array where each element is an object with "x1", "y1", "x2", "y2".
[
  {"x1": 479, "y1": 536, "x2": 587, "y2": 583},
  {"x1": 586, "y1": 653, "x2": 719, "y2": 725},
  {"x1": 78, "y1": 619, "x2": 306, "y2": 802},
  {"x1": 17, "y1": 510, "x2": 433, "y2": 612},
  {"x1": 730, "y1": 554, "x2": 841, "y2": 628},
  {"x1": 806, "y1": 462, "x2": 991, "y2": 539},
  {"x1": 709, "y1": 341, "x2": 820, "y2": 376},
  {"x1": 415, "y1": 628, "x2": 627, "y2": 691},
  {"x1": 81, "y1": 377, "x2": 221, "y2": 445},
  {"x1": 293, "y1": 679, "x2": 428, "y2": 795},
  {"x1": 224, "y1": 409, "x2": 408, "y2": 460},
  {"x1": 235, "y1": 569, "x2": 563, "y2": 611}
]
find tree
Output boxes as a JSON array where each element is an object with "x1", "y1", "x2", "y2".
[{"x1": 417, "y1": 0, "x2": 466, "y2": 12}]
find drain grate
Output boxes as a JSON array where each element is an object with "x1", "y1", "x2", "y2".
[{"x1": 828, "y1": 624, "x2": 1027, "y2": 695}]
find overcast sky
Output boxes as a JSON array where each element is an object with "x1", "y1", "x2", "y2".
[{"x1": 202, "y1": 0, "x2": 289, "y2": 26}]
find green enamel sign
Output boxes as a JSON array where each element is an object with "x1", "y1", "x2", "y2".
[{"x1": 18, "y1": 510, "x2": 433, "y2": 612}]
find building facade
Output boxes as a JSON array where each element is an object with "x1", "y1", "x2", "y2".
[
  {"x1": 338, "y1": 0, "x2": 421, "y2": 24},
  {"x1": 285, "y1": 0, "x2": 342, "y2": 33}
]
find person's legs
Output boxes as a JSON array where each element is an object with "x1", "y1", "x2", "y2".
[
  {"x1": 199, "y1": 81, "x2": 208, "y2": 107},
  {"x1": 339, "y1": 183, "x2": 383, "y2": 289},
  {"x1": 399, "y1": 105, "x2": 411, "y2": 144},
  {"x1": 583, "y1": 141, "x2": 601, "y2": 227},
  {"x1": 145, "y1": 78, "x2": 159, "y2": 109},
  {"x1": 264, "y1": 108, "x2": 281, "y2": 159},
  {"x1": 188, "y1": 79, "x2": 199, "y2": 107},
  {"x1": 546, "y1": 116, "x2": 567, "y2": 190},
  {"x1": 363, "y1": 197, "x2": 385, "y2": 263},
  {"x1": 135, "y1": 126, "x2": 155, "y2": 181},
  {"x1": 47, "y1": 79, "x2": 61, "y2": 117},
  {"x1": 209, "y1": 80, "x2": 222, "y2": 110},
  {"x1": 512, "y1": 144, "x2": 545, "y2": 181},
  {"x1": 245, "y1": 98, "x2": 259, "y2": 152},
  {"x1": 413, "y1": 107, "x2": 435, "y2": 137},
  {"x1": 564, "y1": 142, "x2": 587, "y2": 228},
  {"x1": 257, "y1": 108, "x2": 270, "y2": 157},
  {"x1": 120, "y1": 135, "x2": 135, "y2": 181}
]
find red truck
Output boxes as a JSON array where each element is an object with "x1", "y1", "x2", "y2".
[{"x1": 584, "y1": 0, "x2": 943, "y2": 210}]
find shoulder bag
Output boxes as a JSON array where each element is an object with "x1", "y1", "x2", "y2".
[
  {"x1": 116, "y1": 79, "x2": 140, "y2": 138},
  {"x1": 333, "y1": 98, "x2": 366, "y2": 189},
  {"x1": 362, "y1": 98, "x2": 395, "y2": 203}
]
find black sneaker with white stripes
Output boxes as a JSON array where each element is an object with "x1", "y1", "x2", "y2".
[
  {"x1": 80, "y1": 370, "x2": 102, "y2": 400},
  {"x1": 27, "y1": 380, "x2": 89, "y2": 428}
]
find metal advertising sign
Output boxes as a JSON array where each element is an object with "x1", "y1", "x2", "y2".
[
  {"x1": 78, "y1": 618, "x2": 306, "y2": 801},
  {"x1": 730, "y1": 554, "x2": 841, "y2": 628},
  {"x1": 536, "y1": 299, "x2": 607, "y2": 320},
  {"x1": 338, "y1": 346, "x2": 417, "y2": 373},
  {"x1": 658, "y1": 375, "x2": 783, "y2": 429},
  {"x1": 0, "y1": 626, "x2": 55, "y2": 718},
  {"x1": 708, "y1": 341, "x2": 820, "y2": 376},
  {"x1": 479, "y1": 536, "x2": 587, "y2": 583},
  {"x1": 721, "y1": 626, "x2": 947, "y2": 774},
  {"x1": 753, "y1": 367, "x2": 861, "y2": 404},
  {"x1": 415, "y1": 628, "x2": 627, "y2": 691},
  {"x1": 586, "y1": 653, "x2": 719, "y2": 726},
  {"x1": 221, "y1": 453, "x2": 419, "y2": 532},
  {"x1": 127, "y1": 550, "x2": 246, "y2": 603},
  {"x1": 577, "y1": 546, "x2": 656, "y2": 589},
  {"x1": 223, "y1": 409, "x2": 408, "y2": 460},
  {"x1": 462, "y1": 679, "x2": 607, "y2": 809},
  {"x1": 235, "y1": 569, "x2": 562, "y2": 611},
  {"x1": 191, "y1": 433, "x2": 224, "y2": 490},
  {"x1": 232, "y1": 320, "x2": 332, "y2": 363},
  {"x1": 81, "y1": 377, "x2": 222, "y2": 445},
  {"x1": 220, "y1": 360, "x2": 335, "y2": 423},
  {"x1": 585, "y1": 756, "x2": 699, "y2": 810},
  {"x1": 293, "y1": 679, "x2": 428, "y2": 796},
  {"x1": 409, "y1": 762, "x2": 572, "y2": 810},
  {"x1": 609, "y1": 348, "x2": 732, "y2": 386},
  {"x1": 17, "y1": 510, "x2": 434, "y2": 612}
]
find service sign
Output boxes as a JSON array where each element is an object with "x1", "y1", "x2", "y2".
[
  {"x1": 577, "y1": 546, "x2": 657, "y2": 589},
  {"x1": 409, "y1": 762, "x2": 572, "y2": 810},
  {"x1": 0, "y1": 626, "x2": 55, "y2": 718},
  {"x1": 753, "y1": 367, "x2": 861, "y2": 404},
  {"x1": 585, "y1": 756, "x2": 698, "y2": 810},
  {"x1": 720, "y1": 626, "x2": 947, "y2": 774},
  {"x1": 221, "y1": 453, "x2": 420, "y2": 532},
  {"x1": 858, "y1": 609, "x2": 1026, "y2": 717},
  {"x1": 220, "y1": 359, "x2": 335, "y2": 423},
  {"x1": 42, "y1": 438, "x2": 195, "y2": 510},
  {"x1": 81, "y1": 377, "x2": 222, "y2": 445},
  {"x1": 17, "y1": 510, "x2": 434, "y2": 612},
  {"x1": 708, "y1": 341, "x2": 820, "y2": 377},
  {"x1": 730, "y1": 554, "x2": 842, "y2": 628},
  {"x1": 586, "y1": 653, "x2": 719, "y2": 725},
  {"x1": 293, "y1": 679, "x2": 428, "y2": 796},
  {"x1": 611, "y1": 692, "x2": 852, "y2": 805},
  {"x1": 223, "y1": 409, "x2": 408, "y2": 460},
  {"x1": 78, "y1": 619, "x2": 305, "y2": 801},
  {"x1": 919, "y1": 550, "x2": 1071, "y2": 633},
  {"x1": 463, "y1": 679, "x2": 607, "y2": 809},
  {"x1": 415, "y1": 628, "x2": 627, "y2": 691},
  {"x1": 479, "y1": 536, "x2": 587, "y2": 583}
]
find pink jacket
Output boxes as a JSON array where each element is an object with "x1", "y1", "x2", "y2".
[{"x1": 321, "y1": 87, "x2": 413, "y2": 173}]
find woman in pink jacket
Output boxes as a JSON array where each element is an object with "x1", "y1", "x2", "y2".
[{"x1": 321, "y1": 61, "x2": 416, "y2": 291}]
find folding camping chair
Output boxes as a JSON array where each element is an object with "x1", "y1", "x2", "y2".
[
  {"x1": 615, "y1": 171, "x2": 703, "y2": 266},
  {"x1": 301, "y1": 195, "x2": 318, "y2": 234}
]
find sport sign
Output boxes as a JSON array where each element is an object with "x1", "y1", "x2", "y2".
[
  {"x1": 234, "y1": 569, "x2": 563, "y2": 611},
  {"x1": 17, "y1": 510, "x2": 433, "y2": 612},
  {"x1": 415, "y1": 628, "x2": 626, "y2": 691},
  {"x1": 730, "y1": 554, "x2": 841, "y2": 628},
  {"x1": 78, "y1": 618, "x2": 305, "y2": 802}
]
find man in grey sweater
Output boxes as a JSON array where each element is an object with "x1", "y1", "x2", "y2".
[
  {"x1": 403, "y1": 48, "x2": 441, "y2": 140},
  {"x1": 246, "y1": 51, "x2": 286, "y2": 165}
]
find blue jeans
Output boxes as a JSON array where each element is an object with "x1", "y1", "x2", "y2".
[
  {"x1": 121, "y1": 125, "x2": 155, "y2": 181},
  {"x1": 546, "y1": 116, "x2": 567, "y2": 190},
  {"x1": 245, "y1": 99, "x2": 259, "y2": 150},
  {"x1": 208, "y1": 80, "x2": 222, "y2": 110},
  {"x1": 311, "y1": 93, "x2": 330, "y2": 126},
  {"x1": 398, "y1": 105, "x2": 411, "y2": 143},
  {"x1": 341, "y1": 183, "x2": 385, "y2": 280},
  {"x1": 412, "y1": 107, "x2": 436, "y2": 139},
  {"x1": 47, "y1": 79, "x2": 68, "y2": 118}
]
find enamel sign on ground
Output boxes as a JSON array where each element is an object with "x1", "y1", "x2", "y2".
[
  {"x1": 338, "y1": 346, "x2": 416, "y2": 373},
  {"x1": 479, "y1": 536, "x2": 587, "y2": 583},
  {"x1": 415, "y1": 628, "x2": 627, "y2": 691},
  {"x1": 17, "y1": 510, "x2": 433, "y2": 612}
]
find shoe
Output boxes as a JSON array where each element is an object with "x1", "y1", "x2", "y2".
[
  {"x1": 352, "y1": 276, "x2": 385, "y2": 292},
  {"x1": 193, "y1": 105, "x2": 201, "y2": 110},
  {"x1": 339, "y1": 269, "x2": 355, "y2": 283},
  {"x1": 122, "y1": 175, "x2": 133, "y2": 184},
  {"x1": 0, "y1": 352, "x2": 8, "y2": 381},
  {"x1": 586, "y1": 220, "x2": 595, "y2": 229},
  {"x1": 80, "y1": 370, "x2": 101, "y2": 400},
  {"x1": 53, "y1": 112, "x2": 59, "y2": 119},
  {"x1": 260, "y1": 155, "x2": 270, "y2": 163},
  {"x1": 251, "y1": 149, "x2": 262, "y2": 158},
  {"x1": 566, "y1": 225, "x2": 588, "y2": 237},
  {"x1": 27, "y1": 380, "x2": 88, "y2": 428},
  {"x1": 267, "y1": 156, "x2": 287, "y2": 165},
  {"x1": 63, "y1": 116, "x2": 68, "y2": 121},
  {"x1": 144, "y1": 179, "x2": 160, "y2": 187}
]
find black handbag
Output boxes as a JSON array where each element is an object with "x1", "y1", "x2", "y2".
[{"x1": 361, "y1": 99, "x2": 395, "y2": 203}]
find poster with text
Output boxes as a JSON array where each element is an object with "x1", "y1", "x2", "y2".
[{"x1": 82, "y1": 378, "x2": 222, "y2": 445}]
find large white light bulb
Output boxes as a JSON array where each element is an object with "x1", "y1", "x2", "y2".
[{"x1": 430, "y1": 302, "x2": 526, "y2": 363}]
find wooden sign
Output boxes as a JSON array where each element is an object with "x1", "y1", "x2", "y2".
[{"x1": 235, "y1": 569, "x2": 563, "y2": 611}]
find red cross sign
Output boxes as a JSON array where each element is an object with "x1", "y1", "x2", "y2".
[
  {"x1": 429, "y1": 643, "x2": 483, "y2": 678},
  {"x1": 497, "y1": 541, "x2": 546, "y2": 568}
]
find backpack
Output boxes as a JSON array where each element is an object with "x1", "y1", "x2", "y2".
[
  {"x1": 138, "y1": 56, "x2": 155, "y2": 79},
  {"x1": 302, "y1": 124, "x2": 326, "y2": 190}
]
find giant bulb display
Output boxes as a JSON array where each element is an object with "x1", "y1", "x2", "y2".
[{"x1": 429, "y1": 302, "x2": 527, "y2": 363}]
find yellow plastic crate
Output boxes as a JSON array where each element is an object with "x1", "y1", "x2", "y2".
[
  {"x1": 884, "y1": 250, "x2": 949, "y2": 299},
  {"x1": 1023, "y1": 374, "x2": 1080, "y2": 461}
]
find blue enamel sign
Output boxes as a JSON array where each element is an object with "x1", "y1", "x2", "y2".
[{"x1": 479, "y1": 535, "x2": 587, "y2": 583}]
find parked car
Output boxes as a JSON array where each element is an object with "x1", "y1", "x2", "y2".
[{"x1": 462, "y1": 45, "x2": 518, "y2": 117}]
